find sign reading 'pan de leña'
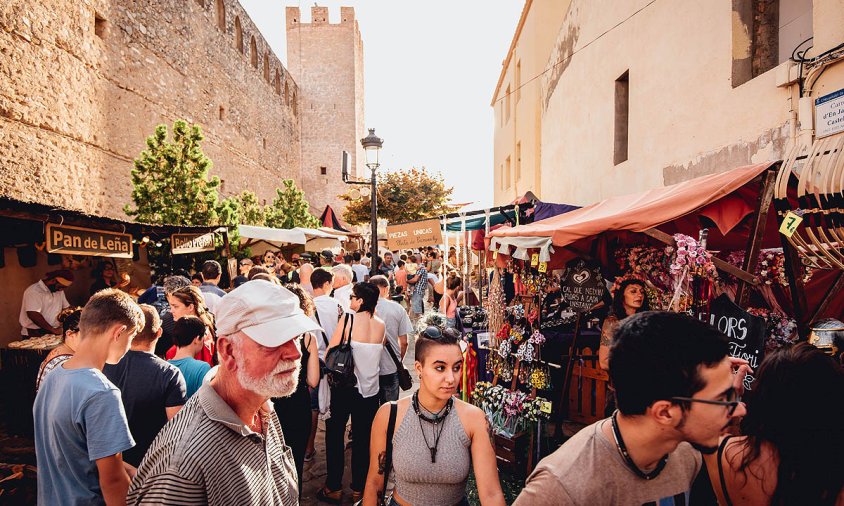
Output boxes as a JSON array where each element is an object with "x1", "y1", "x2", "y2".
[
  {"x1": 171, "y1": 232, "x2": 216, "y2": 254},
  {"x1": 386, "y1": 219, "x2": 443, "y2": 250},
  {"x1": 46, "y1": 223, "x2": 133, "y2": 258}
]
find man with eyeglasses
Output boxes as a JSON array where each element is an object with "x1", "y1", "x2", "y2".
[{"x1": 514, "y1": 311, "x2": 751, "y2": 505}]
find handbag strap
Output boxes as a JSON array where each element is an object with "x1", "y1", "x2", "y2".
[
  {"x1": 381, "y1": 402, "x2": 398, "y2": 504},
  {"x1": 314, "y1": 310, "x2": 330, "y2": 348},
  {"x1": 383, "y1": 339, "x2": 403, "y2": 370},
  {"x1": 341, "y1": 312, "x2": 354, "y2": 346}
]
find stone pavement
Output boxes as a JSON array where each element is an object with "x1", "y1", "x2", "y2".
[{"x1": 299, "y1": 330, "x2": 419, "y2": 505}]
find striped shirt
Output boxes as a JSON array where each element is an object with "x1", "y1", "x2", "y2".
[{"x1": 127, "y1": 383, "x2": 298, "y2": 505}]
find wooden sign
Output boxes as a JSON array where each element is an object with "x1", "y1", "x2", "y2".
[
  {"x1": 46, "y1": 223, "x2": 132, "y2": 258},
  {"x1": 704, "y1": 294, "x2": 767, "y2": 391},
  {"x1": 559, "y1": 258, "x2": 606, "y2": 313},
  {"x1": 386, "y1": 219, "x2": 443, "y2": 250},
  {"x1": 171, "y1": 232, "x2": 216, "y2": 254}
]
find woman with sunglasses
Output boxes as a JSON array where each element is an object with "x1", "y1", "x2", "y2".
[
  {"x1": 35, "y1": 307, "x2": 82, "y2": 392},
  {"x1": 362, "y1": 326, "x2": 506, "y2": 506},
  {"x1": 319, "y1": 282, "x2": 386, "y2": 504},
  {"x1": 706, "y1": 343, "x2": 844, "y2": 505}
]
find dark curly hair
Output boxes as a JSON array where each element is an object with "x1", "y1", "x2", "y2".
[{"x1": 611, "y1": 278, "x2": 650, "y2": 319}]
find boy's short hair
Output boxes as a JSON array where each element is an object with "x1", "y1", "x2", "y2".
[
  {"x1": 610, "y1": 311, "x2": 729, "y2": 415},
  {"x1": 163, "y1": 275, "x2": 191, "y2": 295},
  {"x1": 310, "y1": 268, "x2": 334, "y2": 289},
  {"x1": 201, "y1": 260, "x2": 222, "y2": 280},
  {"x1": 397, "y1": 260, "x2": 405, "y2": 268},
  {"x1": 133, "y1": 304, "x2": 162, "y2": 343},
  {"x1": 172, "y1": 316, "x2": 207, "y2": 348},
  {"x1": 80, "y1": 288, "x2": 145, "y2": 339}
]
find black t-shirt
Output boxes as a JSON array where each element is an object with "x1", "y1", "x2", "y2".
[
  {"x1": 103, "y1": 350, "x2": 187, "y2": 466},
  {"x1": 232, "y1": 275, "x2": 249, "y2": 288},
  {"x1": 155, "y1": 311, "x2": 176, "y2": 358}
]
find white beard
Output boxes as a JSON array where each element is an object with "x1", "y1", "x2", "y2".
[{"x1": 236, "y1": 358, "x2": 300, "y2": 398}]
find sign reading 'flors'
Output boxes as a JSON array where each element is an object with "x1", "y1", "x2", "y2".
[
  {"x1": 703, "y1": 294, "x2": 767, "y2": 391},
  {"x1": 386, "y1": 219, "x2": 443, "y2": 250},
  {"x1": 559, "y1": 258, "x2": 606, "y2": 313},
  {"x1": 46, "y1": 223, "x2": 133, "y2": 258},
  {"x1": 171, "y1": 232, "x2": 216, "y2": 254}
]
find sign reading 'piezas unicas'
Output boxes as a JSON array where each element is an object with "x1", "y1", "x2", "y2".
[
  {"x1": 386, "y1": 219, "x2": 444, "y2": 250},
  {"x1": 46, "y1": 223, "x2": 133, "y2": 258},
  {"x1": 171, "y1": 232, "x2": 216, "y2": 254}
]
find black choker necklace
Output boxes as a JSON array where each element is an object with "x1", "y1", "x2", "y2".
[
  {"x1": 610, "y1": 411, "x2": 669, "y2": 480},
  {"x1": 412, "y1": 392, "x2": 453, "y2": 463}
]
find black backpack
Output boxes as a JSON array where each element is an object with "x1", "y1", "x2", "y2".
[{"x1": 324, "y1": 313, "x2": 357, "y2": 388}]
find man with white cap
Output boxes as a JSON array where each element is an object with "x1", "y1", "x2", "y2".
[{"x1": 127, "y1": 280, "x2": 323, "y2": 505}]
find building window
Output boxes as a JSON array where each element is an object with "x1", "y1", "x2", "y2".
[
  {"x1": 515, "y1": 142, "x2": 521, "y2": 181},
  {"x1": 320, "y1": 166, "x2": 327, "y2": 175},
  {"x1": 216, "y1": 0, "x2": 225, "y2": 30},
  {"x1": 274, "y1": 71, "x2": 281, "y2": 95},
  {"x1": 250, "y1": 37, "x2": 258, "y2": 68},
  {"x1": 505, "y1": 156, "x2": 512, "y2": 189},
  {"x1": 94, "y1": 12, "x2": 107, "y2": 39},
  {"x1": 515, "y1": 60, "x2": 521, "y2": 103},
  {"x1": 504, "y1": 85, "x2": 511, "y2": 124},
  {"x1": 234, "y1": 17, "x2": 243, "y2": 53},
  {"x1": 614, "y1": 71, "x2": 629, "y2": 165},
  {"x1": 284, "y1": 81, "x2": 290, "y2": 105},
  {"x1": 219, "y1": 106, "x2": 225, "y2": 121},
  {"x1": 264, "y1": 53, "x2": 270, "y2": 81},
  {"x1": 262, "y1": 138, "x2": 267, "y2": 149}
]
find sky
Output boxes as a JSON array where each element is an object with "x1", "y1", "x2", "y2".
[{"x1": 239, "y1": 1, "x2": 525, "y2": 210}]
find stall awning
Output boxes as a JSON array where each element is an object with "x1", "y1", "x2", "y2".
[
  {"x1": 489, "y1": 162, "x2": 775, "y2": 261},
  {"x1": 238, "y1": 225, "x2": 307, "y2": 245}
]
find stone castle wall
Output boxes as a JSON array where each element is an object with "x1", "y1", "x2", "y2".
[
  {"x1": 0, "y1": 0, "x2": 300, "y2": 219},
  {"x1": 286, "y1": 6, "x2": 366, "y2": 216}
]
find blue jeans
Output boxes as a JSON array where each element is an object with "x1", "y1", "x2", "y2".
[
  {"x1": 379, "y1": 373, "x2": 399, "y2": 404},
  {"x1": 411, "y1": 292, "x2": 425, "y2": 314}
]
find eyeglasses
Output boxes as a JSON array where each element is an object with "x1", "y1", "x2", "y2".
[{"x1": 670, "y1": 393, "x2": 742, "y2": 416}]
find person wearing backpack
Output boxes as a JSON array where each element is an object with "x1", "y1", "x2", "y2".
[{"x1": 319, "y1": 282, "x2": 386, "y2": 504}]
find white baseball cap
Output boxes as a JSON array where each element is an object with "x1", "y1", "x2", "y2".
[{"x1": 215, "y1": 280, "x2": 323, "y2": 347}]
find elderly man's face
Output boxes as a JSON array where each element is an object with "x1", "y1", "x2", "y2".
[{"x1": 230, "y1": 332, "x2": 302, "y2": 398}]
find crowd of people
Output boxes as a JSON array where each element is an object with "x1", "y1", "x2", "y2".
[{"x1": 24, "y1": 246, "x2": 844, "y2": 505}]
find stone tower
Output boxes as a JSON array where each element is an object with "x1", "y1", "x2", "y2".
[{"x1": 286, "y1": 6, "x2": 366, "y2": 216}]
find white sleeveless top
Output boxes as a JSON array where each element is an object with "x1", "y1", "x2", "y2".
[{"x1": 351, "y1": 341, "x2": 382, "y2": 398}]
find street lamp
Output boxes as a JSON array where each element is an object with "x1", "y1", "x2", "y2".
[{"x1": 343, "y1": 128, "x2": 383, "y2": 276}]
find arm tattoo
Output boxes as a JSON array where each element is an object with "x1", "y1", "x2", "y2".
[{"x1": 377, "y1": 451, "x2": 387, "y2": 475}]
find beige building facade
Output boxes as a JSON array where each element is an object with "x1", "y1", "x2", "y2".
[
  {"x1": 492, "y1": 0, "x2": 569, "y2": 205},
  {"x1": 493, "y1": 0, "x2": 844, "y2": 207}
]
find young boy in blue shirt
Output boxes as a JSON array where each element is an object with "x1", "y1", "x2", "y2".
[
  {"x1": 168, "y1": 316, "x2": 212, "y2": 398},
  {"x1": 34, "y1": 288, "x2": 144, "y2": 505}
]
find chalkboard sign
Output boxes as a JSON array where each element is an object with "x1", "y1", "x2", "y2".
[
  {"x1": 704, "y1": 294, "x2": 767, "y2": 391},
  {"x1": 559, "y1": 258, "x2": 606, "y2": 313}
]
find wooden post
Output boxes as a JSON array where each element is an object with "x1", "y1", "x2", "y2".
[
  {"x1": 736, "y1": 169, "x2": 777, "y2": 307},
  {"x1": 773, "y1": 198, "x2": 810, "y2": 339},
  {"x1": 556, "y1": 313, "x2": 582, "y2": 438}
]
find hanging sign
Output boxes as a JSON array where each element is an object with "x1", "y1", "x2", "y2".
[
  {"x1": 704, "y1": 294, "x2": 767, "y2": 391},
  {"x1": 815, "y1": 88, "x2": 844, "y2": 138},
  {"x1": 778, "y1": 211, "x2": 803, "y2": 237},
  {"x1": 559, "y1": 258, "x2": 606, "y2": 313},
  {"x1": 171, "y1": 232, "x2": 216, "y2": 254},
  {"x1": 386, "y1": 219, "x2": 444, "y2": 250},
  {"x1": 46, "y1": 223, "x2": 132, "y2": 258}
]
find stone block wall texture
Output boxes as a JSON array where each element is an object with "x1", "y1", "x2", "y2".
[
  {"x1": 0, "y1": 0, "x2": 300, "y2": 220},
  {"x1": 286, "y1": 6, "x2": 366, "y2": 217}
]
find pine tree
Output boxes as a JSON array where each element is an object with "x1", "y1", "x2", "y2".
[
  {"x1": 233, "y1": 190, "x2": 266, "y2": 226},
  {"x1": 124, "y1": 120, "x2": 222, "y2": 226},
  {"x1": 264, "y1": 179, "x2": 320, "y2": 229}
]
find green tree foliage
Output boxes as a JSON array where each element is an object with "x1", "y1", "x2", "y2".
[
  {"x1": 233, "y1": 190, "x2": 266, "y2": 226},
  {"x1": 340, "y1": 168, "x2": 458, "y2": 225},
  {"x1": 124, "y1": 120, "x2": 225, "y2": 226},
  {"x1": 264, "y1": 179, "x2": 320, "y2": 229}
]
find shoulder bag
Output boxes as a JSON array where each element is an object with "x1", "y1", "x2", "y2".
[
  {"x1": 380, "y1": 402, "x2": 398, "y2": 505},
  {"x1": 324, "y1": 313, "x2": 357, "y2": 388},
  {"x1": 384, "y1": 340, "x2": 413, "y2": 391}
]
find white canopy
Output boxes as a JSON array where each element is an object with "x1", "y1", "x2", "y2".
[{"x1": 237, "y1": 225, "x2": 347, "y2": 253}]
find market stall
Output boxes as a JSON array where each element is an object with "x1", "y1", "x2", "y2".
[
  {"x1": 0, "y1": 197, "x2": 223, "y2": 435},
  {"x1": 237, "y1": 224, "x2": 348, "y2": 257},
  {"x1": 477, "y1": 162, "x2": 844, "y2": 466}
]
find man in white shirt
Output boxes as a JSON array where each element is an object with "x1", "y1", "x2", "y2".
[
  {"x1": 351, "y1": 252, "x2": 369, "y2": 283},
  {"x1": 370, "y1": 275, "x2": 412, "y2": 403},
  {"x1": 331, "y1": 264, "x2": 354, "y2": 314},
  {"x1": 20, "y1": 270, "x2": 73, "y2": 338}
]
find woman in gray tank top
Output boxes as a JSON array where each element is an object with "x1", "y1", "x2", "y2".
[{"x1": 361, "y1": 327, "x2": 506, "y2": 506}]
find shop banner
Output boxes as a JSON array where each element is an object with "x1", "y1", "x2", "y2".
[
  {"x1": 46, "y1": 223, "x2": 132, "y2": 258},
  {"x1": 171, "y1": 232, "x2": 216, "y2": 254},
  {"x1": 704, "y1": 294, "x2": 767, "y2": 391},
  {"x1": 559, "y1": 258, "x2": 606, "y2": 313},
  {"x1": 386, "y1": 219, "x2": 443, "y2": 250},
  {"x1": 815, "y1": 88, "x2": 844, "y2": 138}
]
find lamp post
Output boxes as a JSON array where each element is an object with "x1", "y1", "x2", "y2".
[{"x1": 343, "y1": 128, "x2": 383, "y2": 276}]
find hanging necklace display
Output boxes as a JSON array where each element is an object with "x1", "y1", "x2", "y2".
[
  {"x1": 413, "y1": 392, "x2": 454, "y2": 463},
  {"x1": 610, "y1": 411, "x2": 668, "y2": 480}
]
